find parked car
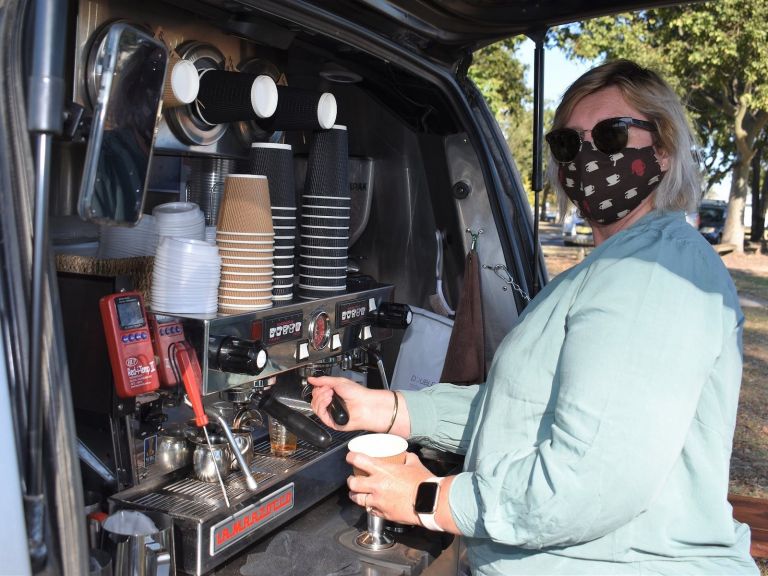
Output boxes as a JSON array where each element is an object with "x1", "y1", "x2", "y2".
[
  {"x1": 562, "y1": 210, "x2": 594, "y2": 246},
  {"x1": 698, "y1": 200, "x2": 728, "y2": 244}
]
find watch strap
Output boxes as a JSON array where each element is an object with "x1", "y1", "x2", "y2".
[{"x1": 417, "y1": 477, "x2": 445, "y2": 532}]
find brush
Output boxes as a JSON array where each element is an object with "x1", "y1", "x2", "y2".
[{"x1": 429, "y1": 230, "x2": 455, "y2": 317}]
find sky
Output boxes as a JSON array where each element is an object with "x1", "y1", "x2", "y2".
[{"x1": 516, "y1": 38, "x2": 593, "y2": 104}]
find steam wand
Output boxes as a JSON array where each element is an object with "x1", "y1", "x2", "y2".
[{"x1": 173, "y1": 342, "x2": 230, "y2": 507}]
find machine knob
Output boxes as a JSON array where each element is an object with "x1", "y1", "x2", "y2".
[
  {"x1": 366, "y1": 302, "x2": 413, "y2": 329},
  {"x1": 209, "y1": 335, "x2": 268, "y2": 376}
]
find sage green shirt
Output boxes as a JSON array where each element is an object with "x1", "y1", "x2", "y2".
[{"x1": 402, "y1": 210, "x2": 757, "y2": 575}]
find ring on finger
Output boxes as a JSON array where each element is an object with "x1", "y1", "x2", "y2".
[{"x1": 364, "y1": 493, "x2": 372, "y2": 513}]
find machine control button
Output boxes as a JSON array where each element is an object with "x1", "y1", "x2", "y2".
[
  {"x1": 297, "y1": 341, "x2": 310, "y2": 361},
  {"x1": 122, "y1": 335, "x2": 129, "y2": 343},
  {"x1": 256, "y1": 348, "x2": 268, "y2": 369},
  {"x1": 331, "y1": 333, "x2": 342, "y2": 351},
  {"x1": 369, "y1": 297, "x2": 377, "y2": 311},
  {"x1": 174, "y1": 326, "x2": 182, "y2": 334},
  {"x1": 141, "y1": 332, "x2": 147, "y2": 340},
  {"x1": 359, "y1": 325, "x2": 372, "y2": 341}
]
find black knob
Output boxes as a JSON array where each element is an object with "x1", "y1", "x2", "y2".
[
  {"x1": 328, "y1": 393, "x2": 349, "y2": 426},
  {"x1": 366, "y1": 302, "x2": 413, "y2": 329},
  {"x1": 209, "y1": 335, "x2": 268, "y2": 376}
]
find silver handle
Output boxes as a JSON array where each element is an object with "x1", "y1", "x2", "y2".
[{"x1": 144, "y1": 538, "x2": 171, "y2": 576}]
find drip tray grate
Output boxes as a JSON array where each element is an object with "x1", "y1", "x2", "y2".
[{"x1": 121, "y1": 428, "x2": 358, "y2": 522}]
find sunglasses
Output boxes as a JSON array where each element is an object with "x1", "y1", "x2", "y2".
[{"x1": 545, "y1": 117, "x2": 657, "y2": 163}]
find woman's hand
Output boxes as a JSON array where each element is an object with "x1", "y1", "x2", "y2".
[
  {"x1": 308, "y1": 376, "x2": 394, "y2": 433},
  {"x1": 347, "y1": 451, "x2": 434, "y2": 525}
]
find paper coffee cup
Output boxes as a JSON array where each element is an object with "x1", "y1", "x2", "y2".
[{"x1": 347, "y1": 433, "x2": 408, "y2": 476}]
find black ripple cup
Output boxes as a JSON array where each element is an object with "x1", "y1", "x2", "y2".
[
  {"x1": 302, "y1": 125, "x2": 349, "y2": 201},
  {"x1": 299, "y1": 265, "x2": 347, "y2": 278},
  {"x1": 254, "y1": 87, "x2": 337, "y2": 132},
  {"x1": 300, "y1": 224, "x2": 349, "y2": 239},
  {"x1": 248, "y1": 143, "x2": 297, "y2": 209},
  {"x1": 195, "y1": 70, "x2": 278, "y2": 125},
  {"x1": 298, "y1": 284, "x2": 346, "y2": 300},
  {"x1": 299, "y1": 255, "x2": 347, "y2": 268}
]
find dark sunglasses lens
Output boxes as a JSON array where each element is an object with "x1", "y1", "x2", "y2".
[
  {"x1": 592, "y1": 119, "x2": 629, "y2": 154},
  {"x1": 546, "y1": 129, "x2": 581, "y2": 162}
]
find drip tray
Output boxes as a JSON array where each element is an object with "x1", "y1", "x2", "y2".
[{"x1": 110, "y1": 429, "x2": 358, "y2": 576}]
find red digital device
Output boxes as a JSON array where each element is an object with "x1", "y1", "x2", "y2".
[
  {"x1": 99, "y1": 291, "x2": 160, "y2": 398},
  {"x1": 148, "y1": 313, "x2": 187, "y2": 387}
]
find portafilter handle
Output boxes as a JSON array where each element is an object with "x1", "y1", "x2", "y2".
[{"x1": 258, "y1": 391, "x2": 332, "y2": 449}]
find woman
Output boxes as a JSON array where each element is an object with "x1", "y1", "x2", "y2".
[{"x1": 310, "y1": 59, "x2": 757, "y2": 574}]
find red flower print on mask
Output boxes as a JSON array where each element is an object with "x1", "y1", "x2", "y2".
[{"x1": 631, "y1": 159, "x2": 646, "y2": 176}]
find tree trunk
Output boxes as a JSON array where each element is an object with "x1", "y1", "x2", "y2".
[
  {"x1": 750, "y1": 150, "x2": 764, "y2": 242},
  {"x1": 722, "y1": 158, "x2": 750, "y2": 252},
  {"x1": 760, "y1": 165, "x2": 768, "y2": 243}
]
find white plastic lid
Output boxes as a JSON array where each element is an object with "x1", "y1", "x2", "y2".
[
  {"x1": 250, "y1": 75, "x2": 279, "y2": 119},
  {"x1": 317, "y1": 93, "x2": 338, "y2": 129},
  {"x1": 171, "y1": 59, "x2": 200, "y2": 104}
]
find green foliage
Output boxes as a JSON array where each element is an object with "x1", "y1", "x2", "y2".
[
  {"x1": 468, "y1": 38, "x2": 528, "y2": 119},
  {"x1": 552, "y1": 1, "x2": 768, "y2": 184},
  {"x1": 468, "y1": 37, "x2": 541, "y2": 196},
  {"x1": 552, "y1": 0, "x2": 768, "y2": 249}
]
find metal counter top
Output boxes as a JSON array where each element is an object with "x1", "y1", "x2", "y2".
[{"x1": 209, "y1": 488, "x2": 449, "y2": 576}]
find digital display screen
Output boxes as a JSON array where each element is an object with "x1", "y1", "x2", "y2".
[
  {"x1": 336, "y1": 298, "x2": 369, "y2": 328},
  {"x1": 264, "y1": 311, "x2": 304, "y2": 346},
  {"x1": 154, "y1": 314, "x2": 175, "y2": 325},
  {"x1": 116, "y1": 297, "x2": 145, "y2": 330}
]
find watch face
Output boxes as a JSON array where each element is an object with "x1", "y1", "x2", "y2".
[{"x1": 414, "y1": 481, "x2": 440, "y2": 514}]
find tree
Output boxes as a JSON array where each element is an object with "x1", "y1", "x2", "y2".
[
  {"x1": 553, "y1": 0, "x2": 768, "y2": 252},
  {"x1": 468, "y1": 39, "x2": 532, "y2": 193},
  {"x1": 469, "y1": 39, "x2": 558, "y2": 213}
]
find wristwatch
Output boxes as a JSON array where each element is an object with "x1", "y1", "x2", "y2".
[{"x1": 414, "y1": 476, "x2": 445, "y2": 532}]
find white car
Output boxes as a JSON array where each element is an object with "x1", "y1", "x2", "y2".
[{"x1": 562, "y1": 211, "x2": 594, "y2": 246}]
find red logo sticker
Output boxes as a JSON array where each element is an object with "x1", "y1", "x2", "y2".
[{"x1": 210, "y1": 484, "x2": 295, "y2": 555}]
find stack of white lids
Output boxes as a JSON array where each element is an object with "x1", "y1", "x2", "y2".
[
  {"x1": 151, "y1": 237, "x2": 221, "y2": 315},
  {"x1": 153, "y1": 202, "x2": 206, "y2": 242}
]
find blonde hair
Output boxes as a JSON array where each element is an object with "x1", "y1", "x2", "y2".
[{"x1": 547, "y1": 59, "x2": 701, "y2": 218}]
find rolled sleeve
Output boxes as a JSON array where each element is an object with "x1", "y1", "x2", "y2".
[{"x1": 400, "y1": 384, "x2": 484, "y2": 455}]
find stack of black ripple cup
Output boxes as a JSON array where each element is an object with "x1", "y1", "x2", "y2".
[
  {"x1": 248, "y1": 143, "x2": 297, "y2": 301},
  {"x1": 298, "y1": 125, "x2": 350, "y2": 300}
]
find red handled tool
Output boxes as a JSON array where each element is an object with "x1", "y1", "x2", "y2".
[{"x1": 172, "y1": 341, "x2": 230, "y2": 507}]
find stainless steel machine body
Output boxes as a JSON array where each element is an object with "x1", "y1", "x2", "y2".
[{"x1": 103, "y1": 285, "x2": 396, "y2": 574}]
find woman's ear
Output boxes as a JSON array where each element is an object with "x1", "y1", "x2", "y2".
[{"x1": 656, "y1": 148, "x2": 670, "y2": 173}]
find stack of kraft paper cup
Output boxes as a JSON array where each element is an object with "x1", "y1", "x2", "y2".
[
  {"x1": 247, "y1": 143, "x2": 297, "y2": 302},
  {"x1": 216, "y1": 175, "x2": 275, "y2": 314},
  {"x1": 298, "y1": 125, "x2": 350, "y2": 300}
]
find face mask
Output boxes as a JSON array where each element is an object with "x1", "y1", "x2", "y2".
[{"x1": 557, "y1": 143, "x2": 663, "y2": 224}]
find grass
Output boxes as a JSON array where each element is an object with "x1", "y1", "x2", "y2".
[{"x1": 724, "y1": 259, "x2": 768, "y2": 500}]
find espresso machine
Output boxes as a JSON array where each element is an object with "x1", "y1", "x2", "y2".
[{"x1": 96, "y1": 285, "x2": 411, "y2": 575}]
